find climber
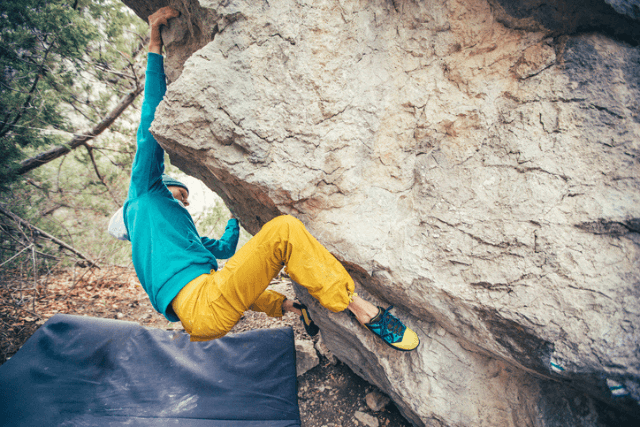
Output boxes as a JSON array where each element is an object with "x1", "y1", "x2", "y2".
[{"x1": 122, "y1": 6, "x2": 419, "y2": 351}]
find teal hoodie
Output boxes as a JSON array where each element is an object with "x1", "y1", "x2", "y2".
[{"x1": 124, "y1": 53, "x2": 239, "y2": 322}]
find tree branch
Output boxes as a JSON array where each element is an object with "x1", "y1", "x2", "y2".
[
  {"x1": 0, "y1": 204, "x2": 99, "y2": 268},
  {"x1": 84, "y1": 143, "x2": 120, "y2": 205},
  {"x1": 0, "y1": 36, "x2": 56, "y2": 138},
  {"x1": 17, "y1": 80, "x2": 144, "y2": 175}
]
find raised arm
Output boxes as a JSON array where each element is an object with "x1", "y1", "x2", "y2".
[
  {"x1": 148, "y1": 7, "x2": 180, "y2": 55},
  {"x1": 127, "y1": 7, "x2": 180, "y2": 200}
]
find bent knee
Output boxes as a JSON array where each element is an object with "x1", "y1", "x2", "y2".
[{"x1": 265, "y1": 214, "x2": 304, "y2": 231}]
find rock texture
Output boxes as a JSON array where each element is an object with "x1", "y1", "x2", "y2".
[
  {"x1": 366, "y1": 391, "x2": 391, "y2": 412},
  {"x1": 124, "y1": 0, "x2": 640, "y2": 425},
  {"x1": 295, "y1": 339, "x2": 320, "y2": 376}
]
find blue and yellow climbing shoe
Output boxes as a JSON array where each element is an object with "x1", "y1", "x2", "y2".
[
  {"x1": 293, "y1": 302, "x2": 320, "y2": 337},
  {"x1": 365, "y1": 306, "x2": 420, "y2": 351}
]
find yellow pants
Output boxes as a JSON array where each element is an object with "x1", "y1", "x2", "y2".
[{"x1": 172, "y1": 215, "x2": 355, "y2": 341}]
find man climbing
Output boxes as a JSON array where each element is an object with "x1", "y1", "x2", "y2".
[{"x1": 124, "y1": 6, "x2": 419, "y2": 352}]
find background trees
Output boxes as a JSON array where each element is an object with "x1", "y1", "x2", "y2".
[
  {"x1": 1, "y1": 0, "x2": 245, "y2": 269},
  {"x1": 0, "y1": 0, "x2": 247, "y2": 367},
  {"x1": 0, "y1": 0, "x2": 146, "y2": 186},
  {"x1": 1, "y1": 0, "x2": 148, "y2": 267}
]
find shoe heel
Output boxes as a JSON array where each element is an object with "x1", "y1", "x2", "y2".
[{"x1": 293, "y1": 302, "x2": 320, "y2": 337}]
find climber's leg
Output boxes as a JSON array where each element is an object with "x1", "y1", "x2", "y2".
[
  {"x1": 223, "y1": 215, "x2": 419, "y2": 351},
  {"x1": 347, "y1": 294, "x2": 379, "y2": 324},
  {"x1": 173, "y1": 215, "x2": 419, "y2": 350},
  {"x1": 248, "y1": 289, "x2": 287, "y2": 316},
  {"x1": 216, "y1": 214, "x2": 356, "y2": 315},
  {"x1": 172, "y1": 215, "x2": 354, "y2": 340}
]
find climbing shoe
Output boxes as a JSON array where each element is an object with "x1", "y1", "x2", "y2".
[
  {"x1": 293, "y1": 302, "x2": 320, "y2": 337},
  {"x1": 365, "y1": 306, "x2": 420, "y2": 351}
]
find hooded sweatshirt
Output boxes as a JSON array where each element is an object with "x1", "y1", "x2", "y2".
[{"x1": 124, "y1": 52, "x2": 239, "y2": 321}]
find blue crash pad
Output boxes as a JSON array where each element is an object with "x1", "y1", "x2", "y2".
[{"x1": 0, "y1": 314, "x2": 301, "y2": 426}]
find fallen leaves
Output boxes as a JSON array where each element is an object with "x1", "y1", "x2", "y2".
[{"x1": 0, "y1": 265, "x2": 170, "y2": 364}]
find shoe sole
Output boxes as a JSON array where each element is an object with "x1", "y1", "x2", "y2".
[{"x1": 293, "y1": 302, "x2": 319, "y2": 337}]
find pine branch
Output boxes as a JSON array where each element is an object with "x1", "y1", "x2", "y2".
[
  {"x1": 78, "y1": 36, "x2": 148, "y2": 88},
  {"x1": 17, "y1": 80, "x2": 145, "y2": 175},
  {"x1": 0, "y1": 36, "x2": 56, "y2": 139}
]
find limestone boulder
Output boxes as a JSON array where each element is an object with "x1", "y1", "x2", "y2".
[{"x1": 124, "y1": 0, "x2": 640, "y2": 425}]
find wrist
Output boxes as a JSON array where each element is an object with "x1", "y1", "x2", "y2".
[
  {"x1": 148, "y1": 27, "x2": 163, "y2": 54},
  {"x1": 148, "y1": 44, "x2": 163, "y2": 55}
]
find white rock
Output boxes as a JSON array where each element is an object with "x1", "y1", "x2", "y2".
[
  {"x1": 294, "y1": 339, "x2": 319, "y2": 377},
  {"x1": 354, "y1": 411, "x2": 379, "y2": 427},
  {"x1": 123, "y1": 0, "x2": 640, "y2": 424},
  {"x1": 315, "y1": 334, "x2": 337, "y2": 365},
  {"x1": 365, "y1": 391, "x2": 390, "y2": 412}
]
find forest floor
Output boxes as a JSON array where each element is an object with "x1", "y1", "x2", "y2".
[{"x1": 0, "y1": 266, "x2": 413, "y2": 427}]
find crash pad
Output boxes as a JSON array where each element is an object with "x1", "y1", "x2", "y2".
[{"x1": 0, "y1": 314, "x2": 301, "y2": 426}]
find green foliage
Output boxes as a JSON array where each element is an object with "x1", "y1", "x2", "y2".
[
  {"x1": 0, "y1": 1, "x2": 249, "y2": 271},
  {"x1": 0, "y1": 0, "x2": 148, "y2": 267},
  {"x1": 1, "y1": 124, "x2": 137, "y2": 266},
  {"x1": 0, "y1": 0, "x2": 145, "y2": 188}
]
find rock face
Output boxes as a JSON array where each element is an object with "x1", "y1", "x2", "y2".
[{"x1": 124, "y1": 0, "x2": 640, "y2": 425}]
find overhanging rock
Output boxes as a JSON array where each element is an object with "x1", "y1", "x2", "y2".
[{"x1": 124, "y1": 0, "x2": 640, "y2": 425}]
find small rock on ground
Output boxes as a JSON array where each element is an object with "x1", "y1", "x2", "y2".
[
  {"x1": 354, "y1": 410, "x2": 379, "y2": 427},
  {"x1": 296, "y1": 339, "x2": 320, "y2": 376},
  {"x1": 365, "y1": 391, "x2": 390, "y2": 412},
  {"x1": 315, "y1": 335, "x2": 337, "y2": 365}
]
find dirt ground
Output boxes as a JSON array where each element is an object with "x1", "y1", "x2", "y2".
[{"x1": 0, "y1": 266, "x2": 413, "y2": 427}]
